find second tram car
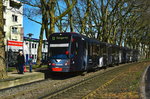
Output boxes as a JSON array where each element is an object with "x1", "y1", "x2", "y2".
[{"x1": 47, "y1": 32, "x2": 138, "y2": 72}]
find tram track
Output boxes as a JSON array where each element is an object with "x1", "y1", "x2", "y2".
[
  {"x1": 0, "y1": 64, "x2": 118, "y2": 99},
  {"x1": 41, "y1": 62, "x2": 143, "y2": 99},
  {"x1": 0, "y1": 61, "x2": 148, "y2": 99}
]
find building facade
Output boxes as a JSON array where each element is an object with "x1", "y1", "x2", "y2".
[
  {"x1": 23, "y1": 37, "x2": 48, "y2": 64},
  {"x1": 3, "y1": 0, "x2": 48, "y2": 65},
  {"x1": 3, "y1": 0, "x2": 24, "y2": 67},
  {"x1": 3, "y1": 0, "x2": 23, "y2": 46}
]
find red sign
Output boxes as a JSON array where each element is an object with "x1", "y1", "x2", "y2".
[{"x1": 8, "y1": 40, "x2": 23, "y2": 47}]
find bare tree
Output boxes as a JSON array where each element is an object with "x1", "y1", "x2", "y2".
[
  {"x1": 20, "y1": 0, "x2": 77, "y2": 65},
  {"x1": 20, "y1": 0, "x2": 150, "y2": 61}
]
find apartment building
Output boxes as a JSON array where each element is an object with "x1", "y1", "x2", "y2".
[
  {"x1": 3, "y1": 0, "x2": 23, "y2": 52},
  {"x1": 4, "y1": 0, "x2": 48, "y2": 65},
  {"x1": 23, "y1": 37, "x2": 48, "y2": 64}
]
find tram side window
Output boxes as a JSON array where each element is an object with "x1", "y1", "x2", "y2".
[
  {"x1": 103, "y1": 45, "x2": 107, "y2": 56},
  {"x1": 100, "y1": 44, "x2": 104, "y2": 56},
  {"x1": 88, "y1": 43, "x2": 92, "y2": 56},
  {"x1": 97, "y1": 45, "x2": 100, "y2": 56},
  {"x1": 93, "y1": 44, "x2": 97, "y2": 56},
  {"x1": 111, "y1": 47, "x2": 115, "y2": 55},
  {"x1": 71, "y1": 41, "x2": 78, "y2": 58}
]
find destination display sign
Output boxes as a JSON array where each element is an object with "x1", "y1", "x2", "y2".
[
  {"x1": 51, "y1": 36, "x2": 69, "y2": 41},
  {"x1": 50, "y1": 35, "x2": 71, "y2": 43}
]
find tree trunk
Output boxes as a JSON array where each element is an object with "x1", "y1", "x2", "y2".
[
  {"x1": 36, "y1": 0, "x2": 48, "y2": 65},
  {"x1": 65, "y1": 0, "x2": 74, "y2": 32},
  {"x1": 48, "y1": 0, "x2": 56, "y2": 37},
  {"x1": 48, "y1": 0, "x2": 77, "y2": 36},
  {"x1": 36, "y1": 24, "x2": 44, "y2": 65},
  {"x1": 0, "y1": 0, "x2": 7, "y2": 79},
  {"x1": 36, "y1": 0, "x2": 77, "y2": 65},
  {"x1": 81, "y1": 0, "x2": 91, "y2": 34}
]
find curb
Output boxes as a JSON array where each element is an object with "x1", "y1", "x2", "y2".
[
  {"x1": 140, "y1": 65, "x2": 150, "y2": 99},
  {"x1": 0, "y1": 72, "x2": 45, "y2": 90}
]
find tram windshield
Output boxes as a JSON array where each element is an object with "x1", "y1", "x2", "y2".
[
  {"x1": 49, "y1": 34, "x2": 79, "y2": 59},
  {"x1": 49, "y1": 43, "x2": 70, "y2": 59},
  {"x1": 49, "y1": 34, "x2": 71, "y2": 59}
]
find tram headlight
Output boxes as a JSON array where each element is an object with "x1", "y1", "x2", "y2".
[
  {"x1": 72, "y1": 61, "x2": 75, "y2": 64},
  {"x1": 65, "y1": 61, "x2": 70, "y2": 66},
  {"x1": 49, "y1": 63, "x2": 51, "y2": 65}
]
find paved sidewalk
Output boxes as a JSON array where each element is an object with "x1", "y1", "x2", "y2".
[{"x1": 0, "y1": 71, "x2": 45, "y2": 90}]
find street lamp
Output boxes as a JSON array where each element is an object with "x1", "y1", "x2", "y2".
[{"x1": 27, "y1": 33, "x2": 33, "y2": 58}]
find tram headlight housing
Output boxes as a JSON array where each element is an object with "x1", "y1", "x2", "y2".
[
  {"x1": 65, "y1": 61, "x2": 70, "y2": 66},
  {"x1": 49, "y1": 63, "x2": 51, "y2": 65}
]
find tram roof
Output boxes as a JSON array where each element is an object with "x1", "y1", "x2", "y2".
[
  {"x1": 50, "y1": 32, "x2": 102, "y2": 44},
  {"x1": 50, "y1": 33, "x2": 136, "y2": 51}
]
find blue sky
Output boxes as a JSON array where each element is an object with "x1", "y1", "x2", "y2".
[
  {"x1": 23, "y1": 1, "x2": 68, "y2": 39},
  {"x1": 23, "y1": 17, "x2": 41, "y2": 39}
]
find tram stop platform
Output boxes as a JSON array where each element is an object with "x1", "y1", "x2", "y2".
[{"x1": 0, "y1": 71, "x2": 45, "y2": 90}]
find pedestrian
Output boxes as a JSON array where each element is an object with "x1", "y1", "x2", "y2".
[
  {"x1": 17, "y1": 51, "x2": 25, "y2": 74},
  {"x1": 29, "y1": 56, "x2": 33, "y2": 72}
]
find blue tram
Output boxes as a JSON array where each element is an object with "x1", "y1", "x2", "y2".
[{"x1": 47, "y1": 32, "x2": 138, "y2": 72}]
